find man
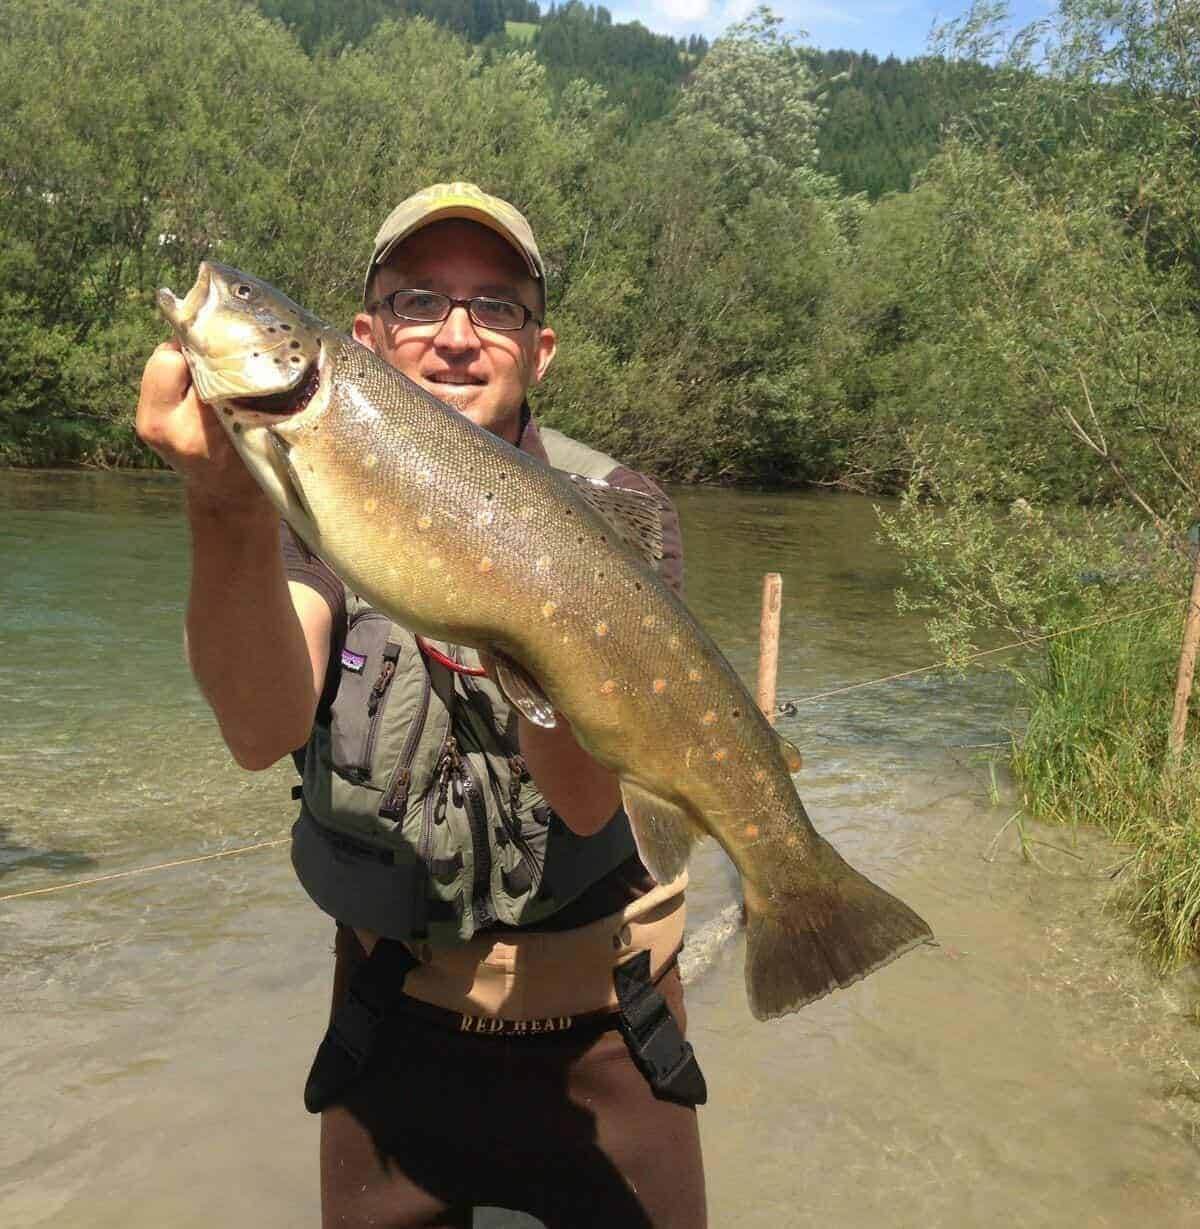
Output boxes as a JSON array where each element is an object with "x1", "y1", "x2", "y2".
[{"x1": 136, "y1": 183, "x2": 707, "y2": 1228}]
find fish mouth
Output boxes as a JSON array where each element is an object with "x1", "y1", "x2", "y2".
[
  {"x1": 156, "y1": 263, "x2": 212, "y2": 334},
  {"x1": 230, "y1": 360, "x2": 321, "y2": 418}
]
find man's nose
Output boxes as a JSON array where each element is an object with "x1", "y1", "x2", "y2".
[{"x1": 434, "y1": 304, "x2": 479, "y2": 351}]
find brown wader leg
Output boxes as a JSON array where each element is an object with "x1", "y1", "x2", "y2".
[{"x1": 317, "y1": 927, "x2": 707, "y2": 1229}]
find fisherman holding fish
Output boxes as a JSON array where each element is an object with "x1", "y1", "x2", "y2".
[{"x1": 136, "y1": 184, "x2": 709, "y2": 1228}]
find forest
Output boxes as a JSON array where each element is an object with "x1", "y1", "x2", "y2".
[{"x1": 4, "y1": 0, "x2": 1200, "y2": 962}]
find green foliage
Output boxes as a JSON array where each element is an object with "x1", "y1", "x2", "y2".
[
  {"x1": 0, "y1": 0, "x2": 833, "y2": 479},
  {"x1": 808, "y1": 50, "x2": 999, "y2": 198},
  {"x1": 530, "y1": 1, "x2": 696, "y2": 125},
  {"x1": 1011, "y1": 610, "x2": 1200, "y2": 967},
  {"x1": 675, "y1": 7, "x2": 826, "y2": 199}
]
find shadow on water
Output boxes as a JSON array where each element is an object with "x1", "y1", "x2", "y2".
[{"x1": 0, "y1": 823, "x2": 96, "y2": 880}]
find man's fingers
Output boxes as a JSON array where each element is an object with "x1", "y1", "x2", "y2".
[{"x1": 138, "y1": 342, "x2": 192, "y2": 412}]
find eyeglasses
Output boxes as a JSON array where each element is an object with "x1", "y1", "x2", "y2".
[{"x1": 369, "y1": 289, "x2": 541, "y2": 332}]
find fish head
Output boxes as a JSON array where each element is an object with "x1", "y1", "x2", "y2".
[
  {"x1": 158, "y1": 262, "x2": 332, "y2": 541},
  {"x1": 156, "y1": 261, "x2": 325, "y2": 423}
]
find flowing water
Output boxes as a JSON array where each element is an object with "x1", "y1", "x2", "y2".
[{"x1": 2, "y1": 471, "x2": 1199, "y2": 1227}]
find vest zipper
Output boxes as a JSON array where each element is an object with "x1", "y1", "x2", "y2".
[
  {"x1": 486, "y1": 758, "x2": 540, "y2": 896},
  {"x1": 361, "y1": 641, "x2": 401, "y2": 778},
  {"x1": 378, "y1": 662, "x2": 432, "y2": 821},
  {"x1": 459, "y1": 751, "x2": 494, "y2": 927},
  {"x1": 446, "y1": 655, "x2": 494, "y2": 928}
]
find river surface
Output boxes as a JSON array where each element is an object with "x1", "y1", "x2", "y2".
[{"x1": 2, "y1": 470, "x2": 1199, "y2": 1227}]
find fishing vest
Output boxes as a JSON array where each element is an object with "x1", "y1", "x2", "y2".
[{"x1": 291, "y1": 428, "x2": 642, "y2": 944}]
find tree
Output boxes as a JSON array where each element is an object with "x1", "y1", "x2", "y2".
[{"x1": 673, "y1": 6, "x2": 827, "y2": 200}]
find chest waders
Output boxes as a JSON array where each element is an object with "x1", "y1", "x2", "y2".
[{"x1": 298, "y1": 428, "x2": 705, "y2": 1114}]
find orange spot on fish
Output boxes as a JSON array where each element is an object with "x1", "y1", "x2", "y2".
[
  {"x1": 542, "y1": 601, "x2": 558, "y2": 619},
  {"x1": 669, "y1": 635, "x2": 681, "y2": 650},
  {"x1": 595, "y1": 621, "x2": 609, "y2": 637},
  {"x1": 702, "y1": 710, "x2": 718, "y2": 726},
  {"x1": 364, "y1": 454, "x2": 378, "y2": 470},
  {"x1": 743, "y1": 823, "x2": 760, "y2": 839},
  {"x1": 417, "y1": 515, "x2": 432, "y2": 531},
  {"x1": 713, "y1": 748, "x2": 728, "y2": 763},
  {"x1": 600, "y1": 679, "x2": 617, "y2": 695},
  {"x1": 753, "y1": 769, "x2": 767, "y2": 783},
  {"x1": 641, "y1": 615, "x2": 656, "y2": 629},
  {"x1": 428, "y1": 557, "x2": 443, "y2": 570},
  {"x1": 653, "y1": 678, "x2": 667, "y2": 694},
  {"x1": 688, "y1": 669, "x2": 702, "y2": 683},
  {"x1": 363, "y1": 498, "x2": 377, "y2": 514},
  {"x1": 478, "y1": 557, "x2": 494, "y2": 574}
]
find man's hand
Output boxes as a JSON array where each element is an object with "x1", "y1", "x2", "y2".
[{"x1": 135, "y1": 339, "x2": 266, "y2": 514}]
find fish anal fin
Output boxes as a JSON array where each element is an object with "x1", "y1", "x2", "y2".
[
  {"x1": 492, "y1": 652, "x2": 557, "y2": 729},
  {"x1": 620, "y1": 781, "x2": 699, "y2": 884},
  {"x1": 568, "y1": 474, "x2": 663, "y2": 567},
  {"x1": 776, "y1": 732, "x2": 803, "y2": 774}
]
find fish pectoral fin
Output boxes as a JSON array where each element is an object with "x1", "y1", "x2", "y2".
[
  {"x1": 776, "y1": 732, "x2": 803, "y2": 774},
  {"x1": 492, "y1": 653, "x2": 558, "y2": 729},
  {"x1": 567, "y1": 474, "x2": 663, "y2": 567},
  {"x1": 620, "y1": 781, "x2": 700, "y2": 884},
  {"x1": 227, "y1": 425, "x2": 319, "y2": 545}
]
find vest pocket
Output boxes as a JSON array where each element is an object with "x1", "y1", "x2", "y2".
[{"x1": 329, "y1": 612, "x2": 402, "y2": 785}]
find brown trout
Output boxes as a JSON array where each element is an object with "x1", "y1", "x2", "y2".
[{"x1": 158, "y1": 261, "x2": 932, "y2": 1020}]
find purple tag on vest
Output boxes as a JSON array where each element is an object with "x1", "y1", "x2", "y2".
[{"x1": 341, "y1": 648, "x2": 367, "y2": 674}]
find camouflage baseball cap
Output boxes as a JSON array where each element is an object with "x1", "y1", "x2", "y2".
[{"x1": 364, "y1": 182, "x2": 545, "y2": 305}]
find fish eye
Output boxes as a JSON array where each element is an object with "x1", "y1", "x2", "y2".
[{"x1": 234, "y1": 284, "x2": 253, "y2": 300}]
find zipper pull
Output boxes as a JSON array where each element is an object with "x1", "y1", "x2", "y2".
[
  {"x1": 379, "y1": 768, "x2": 411, "y2": 820},
  {"x1": 367, "y1": 644, "x2": 401, "y2": 716}
]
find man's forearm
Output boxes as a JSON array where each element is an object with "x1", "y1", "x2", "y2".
[
  {"x1": 184, "y1": 495, "x2": 319, "y2": 769},
  {"x1": 519, "y1": 716, "x2": 621, "y2": 836}
]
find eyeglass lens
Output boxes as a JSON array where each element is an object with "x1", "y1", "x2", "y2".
[{"x1": 388, "y1": 291, "x2": 529, "y2": 331}]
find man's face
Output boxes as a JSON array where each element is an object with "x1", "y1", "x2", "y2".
[{"x1": 353, "y1": 219, "x2": 556, "y2": 443}]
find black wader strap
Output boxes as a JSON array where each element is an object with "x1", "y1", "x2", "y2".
[
  {"x1": 304, "y1": 936, "x2": 420, "y2": 1114},
  {"x1": 613, "y1": 950, "x2": 707, "y2": 1107}
]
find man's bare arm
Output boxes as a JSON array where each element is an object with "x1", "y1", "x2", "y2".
[
  {"x1": 184, "y1": 508, "x2": 330, "y2": 768},
  {"x1": 518, "y1": 716, "x2": 621, "y2": 836},
  {"x1": 137, "y1": 341, "x2": 329, "y2": 769}
]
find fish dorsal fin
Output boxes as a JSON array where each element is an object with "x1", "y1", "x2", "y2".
[
  {"x1": 776, "y1": 732, "x2": 803, "y2": 774},
  {"x1": 620, "y1": 781, "x2": 701, "y2": 884},
  {"x1": 492, "y1": 652, "x2": 557, "y2": 729},
  {"x1": 567, "y1": 474, "x2": 663, "y2": 568}
]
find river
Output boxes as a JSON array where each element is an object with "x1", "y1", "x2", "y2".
[{"x1": 2, "y1": 470, "x2": 1198, "y2": 1227}]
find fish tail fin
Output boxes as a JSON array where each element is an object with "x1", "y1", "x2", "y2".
[{"x1": 743, "y1": 835, "x2": 932, "y2": 1021}]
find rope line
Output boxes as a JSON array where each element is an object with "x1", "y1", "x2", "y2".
[
  {"x1": 782, "y1": 598, "x2": 1182, "y2": 708},
  {"x1": 0, "y1": 838, "x2": 290, "y2": 903},
  {"x1": 2, "y1": 596, "x2": 1181, "y2": 906}
]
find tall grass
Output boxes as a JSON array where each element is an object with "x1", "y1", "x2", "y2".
[{"x1": 1011, "y1": 608, "x2": 1200, "y2": 968}]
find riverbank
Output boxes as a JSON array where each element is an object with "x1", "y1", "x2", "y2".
[{"x1": 1010, "y1": 607, "x2": 1200, "y2": 972}]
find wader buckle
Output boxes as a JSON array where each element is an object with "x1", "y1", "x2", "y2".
[
  {"x1": 613, "y1": 951, "x2": 707, "y2": 1107},
  {"x1": 303, "y1": 935, "x2": 419, "y2": 1114}
]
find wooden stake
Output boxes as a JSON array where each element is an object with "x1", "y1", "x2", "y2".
[
  {"x1": 756, "y1": 573, "x2": 783, "y2": 722},
  {"x1": 1168, "y1": 550, "x2": 1200, "y2": 770}
]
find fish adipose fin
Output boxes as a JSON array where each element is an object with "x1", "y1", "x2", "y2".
[
  {"x1": 492, "y1": 653, "x2": 558, "y2": 729},
  {"x1": 776, "y1": 732, "x2": 803, "y2": 773},
  {"x1": 567, "y1": 474, "x2": 664, "y2": 567},
  {"x1": 620, "y1": 781, "x2": 700, "y2": 883},
  {"x1": 744, "y1": 834, "x2": 932, "y2": 1021}
]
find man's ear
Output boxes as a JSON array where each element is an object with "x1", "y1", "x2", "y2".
[
  {"x1": 532, "y1": 325, "x2": 557, "y2": 384},
  {"x1": 352, "y1": 313, "x2": 378, "y2": 353}
]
